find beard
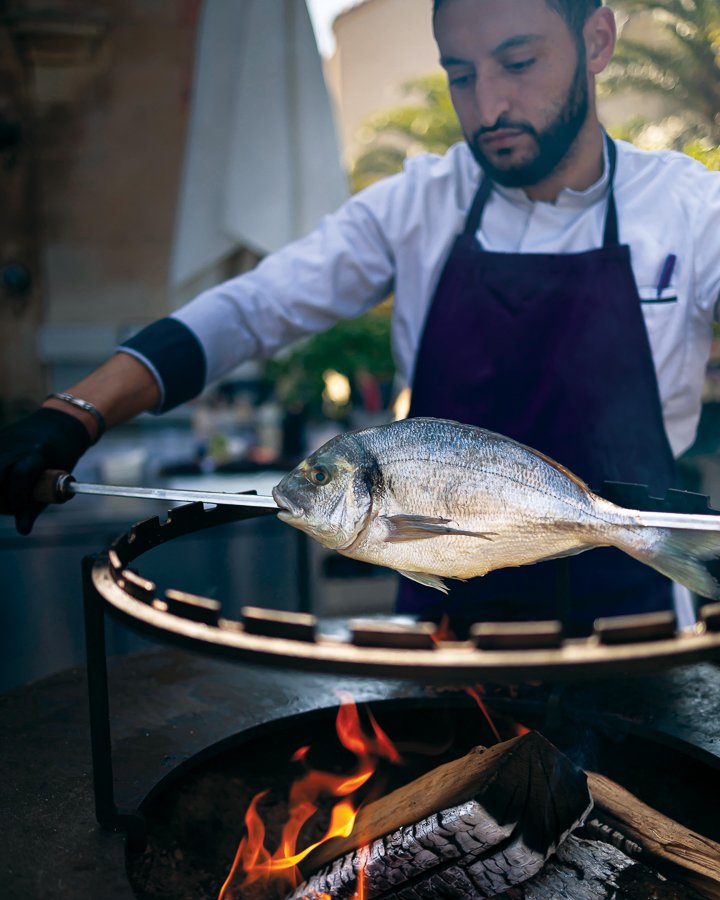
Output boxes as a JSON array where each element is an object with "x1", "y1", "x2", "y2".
[{"x1": 466, "y1": 56, "x2": 589, "y2": 188}]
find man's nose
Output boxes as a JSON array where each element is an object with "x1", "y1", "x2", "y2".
[{"x1": 474, "y1": 75, "x2": 511, "y2": 129}]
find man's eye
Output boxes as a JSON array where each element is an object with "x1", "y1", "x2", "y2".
[
  {"x1": 506, "y1": 58, "x2": 535, "y2": 72},
  {"x1": 308, "y1": 466, "x2": 331, "y2": 485},
  {"x1": 448, "y1": 72, "x2": 474, "y2": 88}
]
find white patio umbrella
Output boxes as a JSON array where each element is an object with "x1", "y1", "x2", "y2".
[{"x1": 169, "y1": 0, "x2": 348, "y2": 292}]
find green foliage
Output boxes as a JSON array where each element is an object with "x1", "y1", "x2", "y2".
[
  {"x1": 603, "y1": 0, "x2": 720, "y2": 144},
  {"x1": 351, "y1": 73, "x2": 463, "y2": 191},
  {"x1": 265, "y1": 302, "x2": 394, "y2": 413},
  {"x1": 683, "y1": 139, "x2": 720, "y2": 169},
  {"x1": 607, "y1": 117, "x2": 720, "y2": 167}
]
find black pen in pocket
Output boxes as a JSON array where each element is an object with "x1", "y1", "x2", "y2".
[{"x1": 656, "y1": 253, "x2": 677, "y2": 299}]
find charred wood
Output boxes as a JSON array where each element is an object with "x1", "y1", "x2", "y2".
[
  {"x1": 289, "y1": 732, "x2": 592, "y2": 899},
  {"x1": 299, "y1": 731, "x2": 590, "y2": 877},
  {"x1": 587, "y1": 771, "x2": 720, "y2": 899},
  {"x1": 288, "y1": 734, "x2": 720, "y2": 900},
  {"x1": 498, "y1": 833, "x2": 710, "y2": 899},
  {"x1": 290, "y1": 833, "x2": 710, "y2": 900}
]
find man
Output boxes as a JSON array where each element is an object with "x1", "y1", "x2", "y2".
[{"x1": 2, "y1": 0, "x2": 720, "y2": 632}]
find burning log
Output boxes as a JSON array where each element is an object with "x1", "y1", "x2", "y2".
[
  {"x1": 288, "y1": 731, "x2": 592, "y2": 899},
  {"x1": 499, "y1": 831, "x2": 710, "y2": 898},
  {"x1": 587, "y1": 771, "x2": 720, "y2": 900},
  {"x1": 286, "y1": 735, "x2": 720, "y2": 900}
]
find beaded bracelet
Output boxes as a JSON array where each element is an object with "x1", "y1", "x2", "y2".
[{"x1": 46, "y1": 392, "x2": 107, "y2": 443}]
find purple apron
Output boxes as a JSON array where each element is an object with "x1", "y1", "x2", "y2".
[{"x1": 397, "y1": 137, "x2": 676, "y2": 634}]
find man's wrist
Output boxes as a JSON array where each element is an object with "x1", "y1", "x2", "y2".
[
  {"x1": 45, "y1": 393, "x2": 106, "y2": 444},
  {"x1": 42, "y1": 395, "x2": 103, "y2": 443}
]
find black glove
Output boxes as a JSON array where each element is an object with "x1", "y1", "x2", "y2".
[{"x1": 0, "y1": 408, "x2": 93, "y2": 535}]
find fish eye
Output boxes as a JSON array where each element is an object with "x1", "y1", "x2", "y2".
[{"x1": 308, "y1": 465, "x2": 331, "y2": 486}]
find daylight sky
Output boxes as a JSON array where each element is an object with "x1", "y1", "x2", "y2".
[{"x1": 305, "y1": 0, "x2": 364, "y2": 56}]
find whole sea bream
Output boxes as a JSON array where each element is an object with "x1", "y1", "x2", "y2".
[{"x1": 272, "y1": 418, "x2": 720, "y2": 598}]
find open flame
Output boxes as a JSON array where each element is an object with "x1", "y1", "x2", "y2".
[
  {"x1": 218, "y1": 686, "x2": 529, "y2": 899},
  {"x1": 218, "y1": 693, "x2": 402, "y2": 900},
  {"x1": 430, "y1": 613, "x2": 454, "y2": 644},
  {"x1": 465, "y1": 685, "x2": 503, "y2": 744},
  {"x1": 466, "y1": 684, "x2": 531, "y2": 742}
]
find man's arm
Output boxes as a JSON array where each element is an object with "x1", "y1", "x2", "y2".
[
  {"x1": 0, "y1": 353, "x2": 161, "y2": 534},
  {"x1": 2, "y1": 167, "x2": 409, "y2": 533},
  {"x1": 41, "y1": 352, "x2": 161, "y2": 440}
]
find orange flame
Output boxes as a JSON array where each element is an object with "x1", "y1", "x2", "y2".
[
  {"x1": 430, "y1": 613, "x2": 454, "y2": 644},
  {"x1": 355, "y1": 844, "x2": 369, "y2": 898},
  {"x1": 465, "y1": 685, "x2": 502, "y2": 744},
  {"x1": 219, "y1": 695, "x2": 402, "y2": 899},
  {"x1": 465, "y1": 685, "x2": 533, "y2": 742}
]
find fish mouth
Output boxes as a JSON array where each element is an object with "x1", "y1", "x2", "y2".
[{"x1": 271, "y1": 486, "x2": 303, "y2": 521}]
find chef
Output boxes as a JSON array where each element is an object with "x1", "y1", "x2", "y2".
[{"x1": 2, "y1": 0, "x2": 720, "y2": 633}]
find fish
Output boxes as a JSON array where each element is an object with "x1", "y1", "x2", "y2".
[{"x1": 271, "y1": 417, "x2": 720, "y2": 598}]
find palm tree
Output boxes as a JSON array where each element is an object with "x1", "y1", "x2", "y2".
[
  {"x1": 351, "y1": 73, "x2": 462, "y2": 192},
  {"x1": 602, "y1": 0, "x2": 720, "y2": 150}
]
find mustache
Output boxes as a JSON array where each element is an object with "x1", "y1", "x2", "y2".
[{"x1": 472, "y1": 119, "x2": 538, "y2": 141}]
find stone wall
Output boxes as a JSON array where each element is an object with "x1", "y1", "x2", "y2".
[{"x1": 1, "y1": 0, "x2": 198, "y2": 413}]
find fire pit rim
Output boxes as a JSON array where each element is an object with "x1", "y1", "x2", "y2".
[{"x1": 87, "y1": 501, "x2": 720, "y2": 684}]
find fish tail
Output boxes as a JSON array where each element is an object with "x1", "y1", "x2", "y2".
[{"x1": 619, "y1": 527, "x2": 720, "y2": 600}]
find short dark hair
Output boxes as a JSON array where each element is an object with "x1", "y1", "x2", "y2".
[{"x1": 432, "y1": 0, "x2": 603, "y2": 44}]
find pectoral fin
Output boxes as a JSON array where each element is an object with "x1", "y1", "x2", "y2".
[
  {"x1": 397, "y1": 569, "x2": 451, "y2": 594},
  {"x1": 382, "y1": 514, "x2": 496, "y2": 543}
]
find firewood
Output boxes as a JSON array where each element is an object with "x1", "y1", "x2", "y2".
[
  {"x1": 289, "y1": 732, "x2": 592, "y2": 899},
  {"x1": 499, "y1": 833, "x2": 709, "y2": 899},
  {"x1": 587, "y1": 771, "x2": 720, "y2": 900},
  {"x1": 290, "y1": 830, "x2": 708, "y2": 899}
]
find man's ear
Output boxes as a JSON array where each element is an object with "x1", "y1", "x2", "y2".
[{"x1": 585, "y1": 6, "x2": 616, "y2": 75}]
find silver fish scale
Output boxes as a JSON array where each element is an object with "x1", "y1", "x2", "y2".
[
  {"x1": 275, "y1": 417, "x2": 720, "y2": 599},
  {"x1": 350, "y1": 419, "x2": 628, "y2": 580},
  {"x1": 362, "y1": 420, "x2": 590, "y2": 515}
]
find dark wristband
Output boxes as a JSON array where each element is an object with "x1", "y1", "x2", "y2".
[{"x1": 119, "y1": 317, "x2": 206, "y2": 412}]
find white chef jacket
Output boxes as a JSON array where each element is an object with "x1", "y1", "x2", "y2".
[{"x1": 125, "y1": 138, "x2": 720, "y2": 458}]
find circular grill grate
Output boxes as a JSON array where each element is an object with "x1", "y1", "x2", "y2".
[{"x1": 90, "y1": 500, "x2": 720, "y2": 683}]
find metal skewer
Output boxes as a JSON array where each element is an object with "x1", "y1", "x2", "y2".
[
  {"x1": 632, "y1": 510, "x2": 720, "y2": 532},
  {"x1": 34, "y1": 470, "x2": 280, "y2": 510},
  {"x1": 34, "y1": 471, "x2": 720, "y2": 528}
]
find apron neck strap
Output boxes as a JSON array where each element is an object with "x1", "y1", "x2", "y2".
[
  {"x1": 463, "y1": 169, "x2": 493, "y2": 237},
  {"x1": 603, "y1": 134, "x2": 619, "y2": 247},
  {"x1": 464, "y1": 132, "x2": 620, "y2": 247}
]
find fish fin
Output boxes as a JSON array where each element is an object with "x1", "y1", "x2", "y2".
[
  {"x1": 527, "y1": 446, "x2": 593, "y2": 494},
  {"x1": 623, "y1": 528, "x2": 720, "y2": 600},
  {"x1": 397, "y1": 569, "x2": 452, "y2": 594},
  {"x1": 381, "y1": 514, "x2": 496, "y2": 543}
]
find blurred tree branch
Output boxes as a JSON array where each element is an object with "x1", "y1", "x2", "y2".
[{"x1": 602, "y1": 0, "x2": 720, "y2": 146}]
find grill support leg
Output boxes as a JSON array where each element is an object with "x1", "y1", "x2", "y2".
[{"x1": 82, "y1": 553, "x2": 147, "y2": 852}]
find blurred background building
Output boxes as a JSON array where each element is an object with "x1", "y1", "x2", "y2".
[{"x1": 1, "y1": 0, "x2": 719, "y2": 689}]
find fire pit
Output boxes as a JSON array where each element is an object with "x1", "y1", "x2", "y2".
[
  {"x1": 125, "y1": 692, "x2": 720, "y2": 900},
  {"x1": 2, "y1": 497, "x2": 719, "y2": 899}
]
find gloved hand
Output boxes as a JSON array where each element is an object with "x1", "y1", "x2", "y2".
[{"x1": 0, "y1": 408, "x2": 94, "y2": 535}]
